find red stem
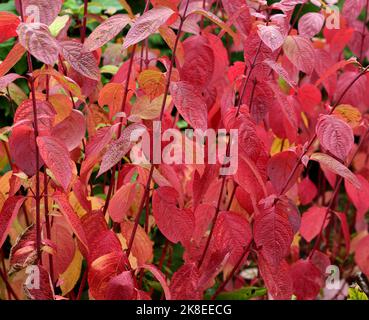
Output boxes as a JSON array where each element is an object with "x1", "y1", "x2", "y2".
[
  {"x1": 278, "y1": 65, "x2": 369, "y2": 197},
  {"x1": 309, "y1": 128, "x2": 369, "y2": 258},
  {"x1": 198, "y1": 40, "x2": 263, "y2": 269},
  {"x1": 359, "y1": 0, "x2": 369, "y2": 62},
  {"x1": 81, "y1": 0, "x2": 89, "y2": 44},
  {"x1": 19, "y1": 0, "x2": 42, "y2": 264},
  {"x1": 77, "y1": 267, "x2": 88, "y2": 300},
  {"x1": 126, "y1": 0, "x2": 191, "y2": 258}
]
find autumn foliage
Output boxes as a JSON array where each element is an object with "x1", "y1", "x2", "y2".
[{"x1": 0, "y1": 0, "x2": 369, "y2": 301}]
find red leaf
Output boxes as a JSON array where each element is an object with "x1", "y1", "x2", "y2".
[
  {"x1": 297, "y1": 83, "x2": 322, "y2": 113},
  {"x1": 98, "y1": 123, "x2": 146, "y2": 176},
  {"x1": 37, "y1": 136, "x2": 73, "y2": 191},
  {"x1": 9, "y1": 125, "x2": 43, "y2": 176},
  {"x1": 121, "y1": 220, "x2": 153, "y2": 265},
  {"x1": 298, "y1": 13, "x2": 325, "y2": 38},
  {"x1": 52, "y1": 192, "x2": 89, "y2": 256},
  {"x1": 51, "y1": 110, "x2": 86, "y2": 151},
  {"x1": 17, "y1": 22, "x2": 59, "y2": 65},
  {"x1": 152, "y1": 186, "x2": 194, "y2": 244},
  {"x1": 0, "y1": 42, "x2": 26, "y2": 77},
  {"x1": 9, "y1": 225, "x2": 37, "y2": 275},
  {"x1": 169, "y1": 263, "x2": 202, "y2": 300},
  {"x1": 334, "y1": 211, "x2": 350, "y2": 254},
  {"x1": 170, "y1": 81, "x2": 208, "y2": 130},
  {"x1": 44, "y1": 216, "x2": 76, "y2": 276},
  {"x1": 264, "y1": 59, "x2": 297, "y2": 88},
  {"x1": 105, "y1": 271, "x2": 136, "y2": 300},
  {"x1": 300, "y1": 206, "x2": 329, "y2": 242},
  {"x1": 140, "y1": 264, "x2": 171, "y2": 300},
  {"x1": 221, "y1": 0, "x2": 252, "y2": 36},
  {"x1": 290, "y1": 259, "x2": 324, "y2": 300},
  {"x1": 257, "y1": 25, "x2": 284, "y2": 52},
  {"x1": 0, "y1": 12, "x2": 20, "y2": 43},
  {"x1": 84, "y1": 14, "x2": 131, "y2": 52},
  {"x1": 283, "y1": 35, "x2": 315, "y2": 74},
  {"x1": 0, "y1": 196, "x2": 26, "y2": 248},
  {"x1": 181, "y1": 35, "x2": 214, "y2": 90},
  {"x1": 14, "y1": 99, "x2": 56, "y2": 130},
  {"x1": 345, "y1": 175, "x2": 369, "y2": 231},
  {"x1": 298, "y1": 177, "x2": 318, "y2": 205},
  {"x1": 123, "y1": 7, "x2": 175, "y2": 50},
  {"x1": 58, "y1": 41, "x2": 100, "y2": 80},
  {"x1": 355, "y1": 235, "x2": 369, "y2": 278},
  {"x1": 109, "y1": 183, "x2": 137, "y2": 222},
  {"x1": 316, "y1": 115, "x2": 354, "y2": 161},
  {"x1": 212, "y1": 211, "x2": 252, "y2": 267},
  {"x1": 254, "y1": 196, "x2": 298, "y2": 267},
  {"x1": 0, "y1": 73, "x2": 24, "y2": 89},
  {"x1": 88, "y1": 251, "x2": 128, "y2": 300},
  {"x1": 310, "y1": 153, "x2": 361, "y2": 188},
  {"x1": 267, "y1": 150, "x2": 300, "y2": 194},
  {"x1": 258, "y1": 253, "x2": 293, "y2": 300}
]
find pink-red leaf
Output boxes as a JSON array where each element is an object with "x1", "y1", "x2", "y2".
[
  {"x1": 52, "y1": 192, "x2": 89, "y2": 255},
  {"x1": 316, "y1": 115, "x2": 354, "y2": 161},
  {"x1": 0, "y1": 196, "x2": 26, "y2": 248},
  {"x1": 58, "y1": 41, "x2": 100, "y2": 81},
  {"x1": 170, "y1": 81, "x2": 208, "y2": 130},
  {"x1": 298, "y1": 13, "x2": 325, "y2": 38},
  {"x1": 283, "y1": 35, "x2": 315, "y2": 74},
  {"x1": 152, "y1": 186, "x2": 194, "y2": 244},
  {"x1": 98, "y1": 123, "x2": 146, "y2": 176},
  {"x1": 17, "y1": 22, "x2": 59, "y2": 65},
  {"x1": 123, "y1": 7, "x2": 175, "y2": 50},
  {"x1": 84, "y1": 14, "x2": 131, "y2": 52},
  {"x1": 37, "y1": 136, "x2": 72, "y2": 191},
  {"x1": 51, "y1": 110, "x2": 86, "y2": 151},
  {"x1": 300, "y1": 206, "x2": 329, "y2": 242},
  {"x1": 310, "y1": 153, "x2": 361, "y2": 188}
]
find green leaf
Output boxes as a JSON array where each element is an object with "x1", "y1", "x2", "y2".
[
  {"x1": 348, "y1": 287, "x2": 369, "y2": 300},
  {"x1": 211, "y1": 287, "x2": 267, "y2": 300}
]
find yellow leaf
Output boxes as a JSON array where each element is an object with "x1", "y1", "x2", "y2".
[
  {"x1": 333, "y1": 104, "x2": 362, "y2": 128},
  {"x1": 7, "y1": 83, "x2": 27, "y2": 105},
  {"x1": 0, "y1": 171, "x2": 12, "y2": 195},
  {"x1": 118, "y1": 0, "x2": 135, "y2": 19},
  {"x1": 98, "y1": 83, "x2": 124, "y2": 119},
  {"x1": 69, "y1": 192, "x2": 87, "y2": 218},
  {"x1": 49, "y1": 94, "x2": 73, "y2": 124},
  {"x1": 33, "y1": 68, "x2": 84, "y2": 101},
  {"x1": 270, "y1": 137, "x2": 291, "y2": 156},
  {"x1": 131, "y1": 94, "x2": 171, "y2": 120},
  {"x1": 49, "y1": 15, "x2": 70, "y2": 37},
  {"x1": 138, "y1": 70, "x2": 166, "y2": 100},
  {"x1": 60, "y1": 248, "x2": 83, "y2": 296},
  {"x1": 189, "y1": 9, "x2": 238, "y2": 41}
]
